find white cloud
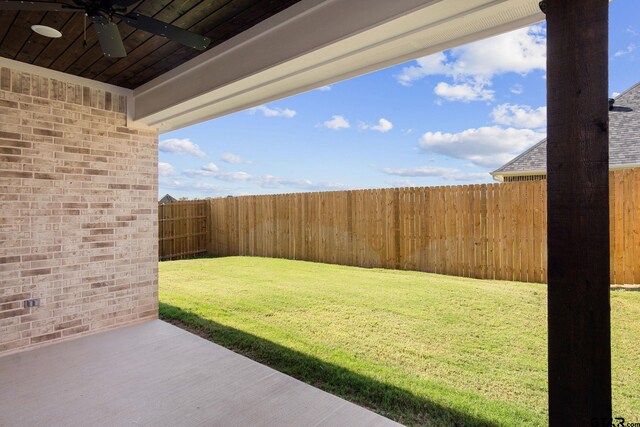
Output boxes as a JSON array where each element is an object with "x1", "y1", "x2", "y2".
[
  {"x1": 450, "y1": 25, "x2": 546, "y2": 79},
  {"x1": 395, "y1": 52, "x2": 450, "y2": 86},
  {"x1": 321, "y1": 183, "x2": 352, "y2": 191},
  {"x1": 382, "y1": 166, "x2": 489, "y2": 182},
  {"x1": 510, "y1": 84, "x2": 524, "y2": 95},
  {"x1": 221, "y1": 152, "x2": 250, "y2": 164},
  {"x1": 614, "y1": 43, "x2": 636, "y2": 58},
  {"x1": 491, "y1": 103, "x2": 546, "y2": 129},
  {"x1": 457, "y1": 172, "x2": 491, "y2": 181},
  {"x1": 202, "y1": 162, "x2": 219, "y2": 172},
  {"x1": 158, "y1": 162, "x2": 176, "y2": 177},
  {"x1": 183, "y1": 169, "x2": 214, "y2": 177},
  {"x1": 418, "y1": 126, "x2": 545, "y2": 168},
  {"x1": 387, "y1": 179, "x2": 414, "y2": 188},
  {"x1": 192, "y1": 182, "x2": 227, "y2": 193},
  {"x1": 184, "y1": 165, "x2": 252, "y2": 182},
  {"x1": 359, "y1": 118, "x2": 394, "y2": 133},
  {"x1": 250, "y1": 105, "x2": 297, "y2": 118},
  {"x1": 159, "y1": 138, "x2": 206, "y2": 158},
  {"x1": 158, "y1": 177, "x2": 184, "y2": 189},
  {"x1": 612, "y1": 92, "x2": 621, "y2": 98},
  {"x1": 434, "y1": 82, "x2": 494, "y2": 102},
  {"x1": 323, "y1": 115, "x2": 350, "y2": 130},
  {"x1": 395, "y1": 24, "x2": 545, "y2": 102},
  {"x1": 258, "y1": 175, "x2": 312, "y2": 189},
  {"x1": 184, "y1": 169, "x2": 253, "y2": 181},
  {"x1": 316, "y1": 85, "x2": 332, "y2": 91},
  {"x1": 396, "y1": 25, "x2": 546, "y2": 86},
  {"x1": 257, "y1": 175, "x2": 349, "y2": 191},
  {"x1": 184, "y1": 164, "x2": 347, "y2": 190},
  {"x1": 159, "y1": 177, "x2": 230, "y2": 195},
  {"x1": 383, "y1": 166, "x2": 458, "y2": 177},
  {"x1": 215, "y1": 171, "x2": 253, "y2": 182}
]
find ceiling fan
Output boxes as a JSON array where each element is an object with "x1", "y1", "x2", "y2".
[{"x1": 0, "y1": 0, "x2": 212, "y2": 58}]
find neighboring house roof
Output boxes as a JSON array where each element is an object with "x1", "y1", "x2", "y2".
[
  {"x1": 492, "y1": 81, "x2": 640, "y2": 179},
  {"x1": 159, "y1": 194, "x2": 177, "y2": 203}
]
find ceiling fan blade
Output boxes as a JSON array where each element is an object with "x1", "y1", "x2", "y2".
[
  {"x1": 117, "y1": 12, "x2": 211, "y2": 51},
  {"x1": 105, "y1": 0, "x2": 140, "y2": 8},
  {"x1": 0, "y1": 1, "x2": 78, "y2": 11},
  {"x1": 90, "y1": 17, "x2": 126, "y2": 58}
]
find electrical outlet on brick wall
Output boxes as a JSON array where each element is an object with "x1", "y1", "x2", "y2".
[{"x1": 24, "y1": 299, "x2": 40, "y2": 308}]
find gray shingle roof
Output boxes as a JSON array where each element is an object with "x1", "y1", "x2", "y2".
[
  {"x1": 159, "y1": 194, "x2": 177, "y2": 203},
  {"x1": 492, "y1": 81, "x2": 640, "y2": 177}
]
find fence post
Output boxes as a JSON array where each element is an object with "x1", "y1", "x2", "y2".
[
  {"x1": 160, "y1": 203, "x2": 166, "y2": 261},
  {"x1": 206, "y1": 199, "x2": 213, "y2": 256}
]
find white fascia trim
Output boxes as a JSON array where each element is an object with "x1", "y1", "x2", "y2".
[
  {"x1": 493, "y1": 163, "x2": 640, "y2": 181},
  {"x1": 133, "y1": 0, "x2": 544, "y2": 132},
  {"x1": 611, "y1": 163, "x2": 640, "y2": 171},
  {"x1": 492, "y1": 169, "x2": 546, "y2": 177},
  {"x1": 133, "y1": 0, "x2": 440, "y2": 98}
]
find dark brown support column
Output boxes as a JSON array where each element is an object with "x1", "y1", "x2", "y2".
[{"x1": 546, "y1": 0, "x2": 611, "y2": 424}]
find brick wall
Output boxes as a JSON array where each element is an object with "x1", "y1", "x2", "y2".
[{"x1": 0, "y1": 66, "x2": 158, "y2": 354}]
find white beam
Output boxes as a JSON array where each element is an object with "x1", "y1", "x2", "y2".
[{"x1": 133, "y1": 0, "x2": 543, "y2": 132}]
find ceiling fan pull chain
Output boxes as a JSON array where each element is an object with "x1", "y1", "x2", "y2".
[{"x1": 83, "y1": 13, "x2": 87, "y2": 49}]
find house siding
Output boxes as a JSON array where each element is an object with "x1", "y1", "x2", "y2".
[{"x1": 0, "y1": 66, "x2": 158, "y2": 354}]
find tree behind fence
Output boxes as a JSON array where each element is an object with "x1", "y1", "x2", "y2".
[{"x1": 159, "y1": 169, "x2": 640, "y2": 284}]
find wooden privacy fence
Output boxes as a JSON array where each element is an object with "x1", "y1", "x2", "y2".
[
  {"x1": 159, "y1": 169, "x2": 640, "y2": 284},
  {"x1": 158, "y1": 200, "x2": 208, "y2": 260},
  {"x1": 207, "y1": 181, "x2": 549, "y2": 282}
]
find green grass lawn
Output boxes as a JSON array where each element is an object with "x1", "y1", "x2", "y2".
[{"x1": 159, "y1": 256, "x2": 640, "y2": 426}]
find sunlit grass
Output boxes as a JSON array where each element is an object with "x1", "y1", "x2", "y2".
[{"x1": 159, "y1": 256, "x2": 640, "y2": 426}]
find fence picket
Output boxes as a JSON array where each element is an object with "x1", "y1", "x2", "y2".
[{"x1": 159, "y1": 170, "x2": 640, "y2": 284}]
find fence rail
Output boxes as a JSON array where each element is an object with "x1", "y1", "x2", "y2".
[{"x1": 159, "y1": 169, "x2": 640, "y2": 284}]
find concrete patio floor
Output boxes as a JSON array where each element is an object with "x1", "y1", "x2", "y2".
[{"x1": 0, "y1": 320, "x2": 399, "y2": 427}]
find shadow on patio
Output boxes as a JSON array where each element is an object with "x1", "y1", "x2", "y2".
[
  {"x1": 160, "y1": 302, "x2": 503, "y2": 427},
  {"x1": 0, "y1": 318, "x2": 400, "y2": 427}
]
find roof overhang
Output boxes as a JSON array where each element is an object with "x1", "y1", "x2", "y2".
[
  {"x1": 131, "y1": 0, "x2": 544, "y2": 132},
  {"x1": 0, "y1": 0, "x2": 302, "y2": 89},
  {"x1": 0, "y1": 0, "x2": 544, "y2": 132}
]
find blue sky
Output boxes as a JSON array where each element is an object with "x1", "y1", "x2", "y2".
[{"x1": 159, "y1": 1, "x2": 639, "y2": 199}]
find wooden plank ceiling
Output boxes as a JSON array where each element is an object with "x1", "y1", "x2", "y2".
[{"x1": 0, "y1": 0, "x2": 301, "y2": 89}]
